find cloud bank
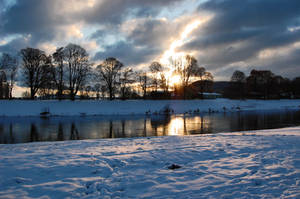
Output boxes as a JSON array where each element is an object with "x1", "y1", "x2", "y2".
[{"x1": 1, "y1": 0, "x2": 300, "y2": 80}]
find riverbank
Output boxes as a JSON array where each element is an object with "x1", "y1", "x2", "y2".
[
  {"x1": 0, "y1": 99, "x2": 300, "y2": 117},
  {"x1": 0, "y1": 126, "x2": 300, "y2": 198}
]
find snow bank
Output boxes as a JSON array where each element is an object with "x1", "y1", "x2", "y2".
[
  {"x1": 0, "y1": 99, "x2": 300, "y2": 117},
  {"x1": 1, "y1": 127, "x2": 300, "y2": 198}
]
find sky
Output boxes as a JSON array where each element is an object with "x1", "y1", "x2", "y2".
[{"x1": 1, "y1": 0, "x2": 300, "y2": 81}]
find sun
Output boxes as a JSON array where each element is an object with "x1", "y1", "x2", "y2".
[{"x1": 169, "y1": 75, "x2": 181, "y2": 86}]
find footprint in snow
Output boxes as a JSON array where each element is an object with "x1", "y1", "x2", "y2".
[
  {"x1": 14, "y1": 177, "x2": 31, "y2": 184},
  {"x1": 168, "y1": 164, "x2": 182, "y2": 170}
]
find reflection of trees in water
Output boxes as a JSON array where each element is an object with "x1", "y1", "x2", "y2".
[
  {"x1": 108, "y1": 120, "x2": 126, "y2": 138},
  {"x1": 107, "y1": 119, "x2": 150, "y2": 138},
  {"x1": 143, "y1": 118, "x2": 147, "y2": 137},
  {"x1": 9, "y1": 123, "x2": 15, "y2": 143},
  {"x1": 150, "y1": 115, "x2": 171, "y2": 136},
  {"x1": 121, "y1": 120, "x2": 125, "y2": 137},
  {"x1": 232, "y1": 113, "x2": 261, "y2": 131},
  {"x1": 150, "y1": 115, "x2": 171, "y2": 127},
  {"x1": 0, "y1": 124, "x2": 5, "y2": 143},
  {"x1": 199, "y1": 116, "x2": 213, "y2": 134},
  {"x1": 230, "y1": 111, "x2": 300, "y2": 131},
  {"x1": 237, "y1": 112, "x2": 245, "y2": 131},
  {"x1": 199, "y1": 116, "x2": 204, "y2": 134},
  {"x1": 0, "y1": 123, "x2": 15, "y2": 144},
  {"x1": 30, "y1": 123, "x2": 39, "y2": 142},
  {"x1": 184, "y1": 115, "x2": 213, "y2": 135},
  {"x1": 183, "y1": 116, "x2": 187, "y2": 135},
  {"x1": 57, "y1": 123, "x2": 64, "y2": 141},
  {"x1": 70, "y1": 123, "x2": 80, "y2": 140},
  {"x1": 2, "y1": 111, "x2": 300, "y2": 144},
  {"x1": 109, "y1": 120, "x2": 114, "y2": 138}
]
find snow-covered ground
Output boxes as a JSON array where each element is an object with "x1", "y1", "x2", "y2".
[
  {"x1": 0, "y1": 99, "x2": 300, "y2": 117},
  {"x1": 1, "y1": 127, "x2": 300, "y2": 198}
]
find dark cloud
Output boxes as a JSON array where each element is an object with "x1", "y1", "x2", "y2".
[
  {"x1": 177, "y1": 0, "x2": 300, "y2": 79},
  {"x1": 215, "y1": 46, "x2": 300, "y2": 80},
  {"x1": 92, "y1": 17, "x2": 189, "y2": 65},
  {"x1": 0, "y1": 0, "x2": 184, "y2": 60},
  {"x1": 0, "y1": 0, "x2": 4, "y2": 10},
  {"x1": 199, "y1": 0, "x2": 300, "y2": 32},
  {"x1": 0, "y1": 37, "x2": 30, "y2": 54},
  {"x1": 257, "y1": 48, "x2": 300, "y2": 79},
  {"x1": 82, "y1": 0, "x2": 183, "y2": 25},
  {"x1": 0, "y1": 0, "x2": 9, "y2": 11},
  {"x1": 0, "y1": 0, "x2": 70, "y2": 43},
  {"x1": 93, "y1": 41, "x2": 159, "y2": 66},
  {"x1": 124, "y1": 18, "x2": 182, "y2": 49},
  {"x1": 190, "y1": 0, "x2": 300, "y2": 50},
  {"x1": 185, "y1": 28, "x2": 300, "y2": 67},
  {"x1": 90, "y1": 29, "x2": 107, "y2": 40},
  {"x1": 1, "y1": 0, "x2": 300, "y2": 80}
]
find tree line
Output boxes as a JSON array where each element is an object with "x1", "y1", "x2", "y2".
[
  {"x1": 2, "y1": 43, "x2": 298, "y2": 100},
  {"x1": 226, "y1": 70, "x2": 300, "y2": 99},
  {"x1": 0, "y1": 43, "x2": 213, "y2": 100}
]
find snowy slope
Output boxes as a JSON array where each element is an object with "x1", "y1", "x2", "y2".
[
  {"x1": 0, "y1": 99, "x2": 300, "y2": 117},
  {"x1": 0, "y1": 127, "x2": 300, "y2": 198}
]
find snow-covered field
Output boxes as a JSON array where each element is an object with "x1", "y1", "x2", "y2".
[
  {"x1": 0, "y1": 99, "x2": 300, "y2": 117},
  {"x1": 1, "y1": 127, "x2": 300, "y2": 198}
]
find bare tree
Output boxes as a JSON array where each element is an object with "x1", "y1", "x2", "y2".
[
  {"x1": 149, "y1": 62, "x2": 163, "y2": 92},
  {"x1": 292, "y1": 77, "x2": 300, "y2": 98},
  {"x1": 93, "y1": 83, "x2": 101, "y2": 99},
  {"x1": 63, "y1": 44, "x2": 91, "y2": 100},
  {"x1": 52, "y1": 47, "x2": 65, "y2": 100},
  {"x1": 195, "y1": 67, "x2": 213, "y2": 81},
  {"x1": 195, "y1": 66, "x2": 214, "y2": 95},
  {"x1": 38, "y1": 58, "x2": 56, "y2": 99},
  {"x1": 172, "y1": 55, "x2": 199, "y2": 98},
  {"x1": 96, "y1": 57, "x2": 123, "y2": 100},
  {"x1": 246, "y1": 70, "x2": 275, "y2": 99},
  {"x1": 81, "y1": 85, "x2": 92, "y2": 98},
  {"x1": 20, "y1": 48, "x2": 48, "y2": 99},
  {"x1": 173, "y1": 55, "x2": 199, "y2": 87},
  {"x1": 0, "y1": 53, "x2": 18, "y2": 99},
  {"x1": 231, "y1": 70, "x2": 246, "y2": 83},
  {"x1": 160, "y1": 73, "x2": 169, "y2": 92},
  {"x1": 0, "y1": 71, "x2": 9, "y2": 99},
  {"x1": 120, "y1": 68, "x2": 134, "y2": 100},
  {"x1": 228, "y1": 70, "x2": 246, "y2": 98},
  {"x1": 100, "y1": 85, "x2": 107, "y2": 99},
  {"x1": 138, "y1": 72, "x2": 148, "y2": 99}
]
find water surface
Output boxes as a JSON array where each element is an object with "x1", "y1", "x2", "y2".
[{"x1": 1, "y1": 110, "x2": 300, "y2": 144}]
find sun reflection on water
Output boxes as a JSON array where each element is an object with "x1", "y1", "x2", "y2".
[
  {"x1": 168, "y1": 117, "x2": 185, "y2": 136},
  {"x1": 160, "y1": 115, "x2": 213, "y2": 136}
]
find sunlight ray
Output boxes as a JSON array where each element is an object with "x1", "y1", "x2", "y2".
[{"x1": 159, "y1": 16, "x2": 211, "y2": 67}]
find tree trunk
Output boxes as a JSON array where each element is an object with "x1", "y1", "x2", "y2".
[
  {"x1": 9, "y1": 86, "x2": 13, "y2": 99},
  {"x1": 0, "y1": 82, "x2": 3, "y2": 99},
  {"x1": 57, "y1": 90, "x2": 63, "y2": 100},
  {"x1": 30, "y1": 87, "x2": 35, "y2": 99},
  {"x1": 70, "y1": 93, "x2": 75, "y2": 101},
  {"x1": 109, "y1": 90, "x2": 113, "y2": 100}
]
